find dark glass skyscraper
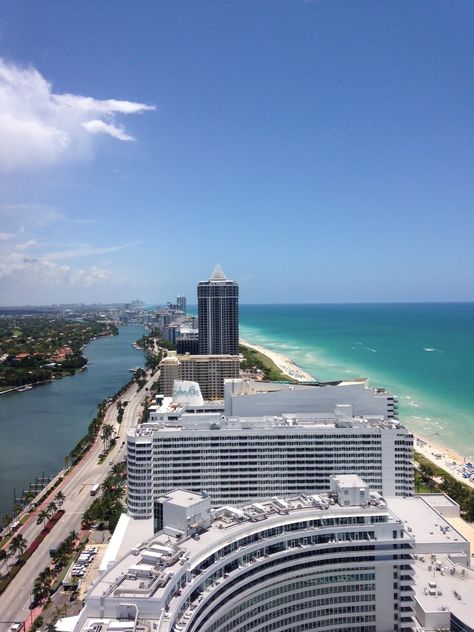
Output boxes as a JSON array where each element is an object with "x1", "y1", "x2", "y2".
[{"x1": 197, "y1": 264, "x2": 239, "y2": 355}]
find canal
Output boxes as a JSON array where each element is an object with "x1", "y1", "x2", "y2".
[{"x1": 0, "y1": 324, "x2": 145, "y2": 518}]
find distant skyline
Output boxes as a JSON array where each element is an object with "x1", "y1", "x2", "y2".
[{"x1": 0, "y1": 1, "x2": 473, "y2": 305}]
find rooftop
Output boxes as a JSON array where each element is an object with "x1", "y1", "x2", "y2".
[
  {"x1": 149, "y1": 398, "x2": 224, "y2": 416},
  {"x1": 226, "y1": 377, "x2": 390, "y2": 395},
  {"x1": 159, "y1": 489, "x2": 208, "y2": 508},
  {"x1": 388, "y1": 496, "x2": 469, "y2": 549},
  {"x1": 77, "y1": 488, "x2": 474, "y2": 632},
  {"x1": 332, "y1": 474, "x2": 368, "y2": 489},
  {"x1": 415, "y1": 553, "x2": 474, "y2": 626},
  {"x1": 88, "y1": 488, "x2": 394, "y2": 605},
  {"x1": 132, "y1": 412, "x2": 405, "y2": 438}
]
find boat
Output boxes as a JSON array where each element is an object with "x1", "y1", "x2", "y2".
[
  {"x1": 18, "y1": 385, "x2": 33, "y2": 392},
  {"x1": 129, "y1": 367, "x2": 141, "y2": 373}
]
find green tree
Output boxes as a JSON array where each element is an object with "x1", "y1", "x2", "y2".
[
  {"x1": 33, "y1": 566, "x2": 53, "y2": 601},
  {"x1": 464, "y1": 492, "x2": 474, "y2": 522},
  {"x1": 37, "y1": 509, "x2": 50, "y2": 525},
  {"x1": 54, "y1": 490, "x2": 66, "y2": 507},
  {"x1": 101, "y1": 424, "x2": 114, "y2": 451},
  {"x1": 46, "y1": 500, "x2": 58, "y2": 517},
  {"x1": 0, "y1": 548, "x2": 9, "y2": 574},
  {"x1": 8, "y1": 533, "x2": 28, "y2": 559}
]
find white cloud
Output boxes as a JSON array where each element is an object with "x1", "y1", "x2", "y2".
[
  {"x1": 0, "y1": 203, "x2": 62, "y2": 233},
  {"x1": 0, "y1": 235, "x2": 139, "y2": 304},
  {"x1": 0, "y1": 199, "x2": 140, "y2": 301},
  {"x1": 0, "y1": 58, "x2": 155, "y2": 170},
  {"x1": 44, "y1": 240, "x2": 140, "y2": 261},
  {"x1": 0, "y1": 250, "x2": 116, "y2": 289},
  {"x1": 82, "y1": 120, "x2": 134, "y2": 141},
  {"x1": 15, "y1": 239, "x2": 37, "y2": 251}
]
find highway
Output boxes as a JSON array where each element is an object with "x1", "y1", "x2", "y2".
[{"x1": 0, "y1": 369, "x2": 158, "y2": 630}]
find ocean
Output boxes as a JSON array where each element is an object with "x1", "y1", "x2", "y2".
[{"x1": 239, "y1": 303, "x2": 474, "y2": 459}]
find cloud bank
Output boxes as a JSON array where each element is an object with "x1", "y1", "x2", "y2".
[
  {"x1": 0, "y1": 58, "x2": 155, "y2": 170},
  {"x1": 0, "y1": 251, "x2": 114, "y2": 288},
  {"x1": 0, "y1": 203, "x2": 141, "y2": 303}
]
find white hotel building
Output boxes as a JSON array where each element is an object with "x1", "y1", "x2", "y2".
[
  {"x1": 126, "y1": 413, "x2": 413, "y2": 520},
  {"x1": 73, "y1": 476, "x2": 417, "y2": 632},
  {"x1": 224, "y1": 378, "x2": 399, "y2": 420}
]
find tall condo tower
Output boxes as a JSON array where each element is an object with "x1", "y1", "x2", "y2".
[
  {"x1": 176, "y1": 295, "x2": 186, "y2": 314},
  {"x1": 198, "y1": 264, "x2": 239, "y2": 355}
]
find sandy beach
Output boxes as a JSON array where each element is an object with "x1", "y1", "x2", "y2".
[
  {"x1": 240, "y1": 338, "x2": 315, "y2": 383},
  {"x1": 414, "y1": 435, "x2": 474, "y2": 490},
  {"x1": 240, "y1": 337, "x2": 474, "y2": 491}
]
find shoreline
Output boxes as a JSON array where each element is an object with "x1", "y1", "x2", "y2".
[
  {"x1": 0, "y1": 368, "x2": 142, "y2": 526},
  {"x1": 240, "y1": 336, "x2": 474, "y2": 490},
  {"x1": 414, "y1": 435, "x2": 474, "y2": 490},
  {"x1": 0, "y1": 329, "x2": 118, "y2": 397},
  {"x1": 0, "y1": 325, "x2": 146, "y2": 520},
  {"x1": 240, "y1": 338, "x2": 315, "y2": 383},
  {"x1": 0, "y1": 365, "x2": 88, "y2": 396}
]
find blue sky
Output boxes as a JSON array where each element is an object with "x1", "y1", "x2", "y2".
[{"x1": 0, "y1": 1, "x2": 472, "y2": 305}]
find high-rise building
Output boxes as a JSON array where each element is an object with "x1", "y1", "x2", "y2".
[
  {"x1": 198, "y1": 264, "x2": 239, "y2": 355},
  {"x1": 126, "y1": 413, "x2": 414, "y2": 519},
  {"x1": 157, "y1": 353, "x2": 180, "y2": 396},
  {"x1": 158, "y1": 353, "x2": 240, "y2": 399},
  {"x1": 176, "y1": 328, "x2": 199, "y2": 354},
  {"x1": 177, "y1": 295, "x2": 186, "y2": 314}
]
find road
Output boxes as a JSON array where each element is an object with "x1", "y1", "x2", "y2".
[{"x1": 0, "y1": 369, "x2": 158, "y2": 630}]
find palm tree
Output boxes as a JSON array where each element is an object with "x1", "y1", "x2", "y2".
[
  {"x1": 37, "y1": 509, "x2": 50, "y2": 525},
  {"x1": 101, "y1": 476, "x2": 116, "y2": 497},
  {"x1": 46, "y1": 500, "x2": 57, "y2": 517},
  {"x1": 68, "y1": 529, "x2": 77, "y2": 543},
  {"x1": 39, "y1": 566, "x2": 53, "y2": 585},
  {"x1": 0, "y1": 548, "x2": 9, "y2": 575},
  {"x1": 101, "y1": 424, "x2": 114, "y2": 451},
  {"x1": 54, "y1": 491, "x2": 66, "y2": 507},
  {"x1": 33, "y1": 566, "x2": 53, "y2": 602},
  {"x1": 8, "y1": 534, "x2": 28, "y2": 560},
  {"x1": 111, "y1": 462, "x2": 125, "y2": 477}
]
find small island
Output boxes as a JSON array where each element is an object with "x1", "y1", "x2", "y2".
[{"x1": 0, "y1": 316, "x2": 118, "y2": 392}]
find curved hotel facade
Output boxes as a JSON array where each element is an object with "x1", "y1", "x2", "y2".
[{"x1": 75, "y1": 477, "x2": 415, "y2": 632}]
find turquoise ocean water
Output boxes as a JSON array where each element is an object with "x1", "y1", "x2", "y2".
[{"x1": 239, "y1": 303, "x2": 474, "y2": 459}]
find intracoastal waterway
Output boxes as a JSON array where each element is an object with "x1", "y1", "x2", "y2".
[{"x1": 0, "y1": 324, "x2": 145, "y2": 518}]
